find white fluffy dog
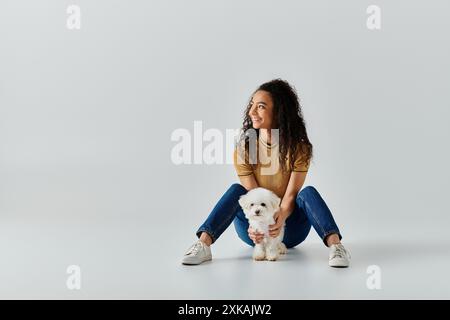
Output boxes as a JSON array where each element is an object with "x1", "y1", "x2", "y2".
[{"x1": 238, "y1": 188, "x2": 287, "y2": 261}]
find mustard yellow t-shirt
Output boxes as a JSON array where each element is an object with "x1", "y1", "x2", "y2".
[{"x1": 233, "y1": 135, "x2": 310, "y2": 198}]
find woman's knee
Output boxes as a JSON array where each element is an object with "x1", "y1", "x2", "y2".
[
  {"x1": 228, "y1": 183, "x2": 248, "y2": 194},
  {"x1": 296, "y1": 185, "x2": 319, "y2": 200}
]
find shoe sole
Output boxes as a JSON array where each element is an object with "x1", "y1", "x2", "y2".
[
  {"x1": 181, "y1": 257, "x2": 212, "y2": 265},
  {"x1": 329, "y1": 260, "x2": 350, "y2": 268},
  {"x1": 329, "y1": 264, "x2": 349, "y2": 268}
]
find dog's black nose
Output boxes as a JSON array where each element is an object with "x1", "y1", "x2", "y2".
[{"x1": 255, "y1": 210, "x2": 260, "y2": 215}]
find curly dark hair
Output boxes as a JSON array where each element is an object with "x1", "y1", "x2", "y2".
[{"x1": 238, "y1": 78, "x2": 313, "y2": 172}]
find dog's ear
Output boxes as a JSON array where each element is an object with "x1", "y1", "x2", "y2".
[
  {"x1": 268, "y1": 192, "x2": 281, "y2": 212},
  {"x1": 238, "y1": 194, "x2": 250, "y2": 211}
]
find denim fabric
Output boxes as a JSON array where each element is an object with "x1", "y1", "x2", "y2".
[{"x1": 196, "y1": 184, "x2": 342, "y2": 248}]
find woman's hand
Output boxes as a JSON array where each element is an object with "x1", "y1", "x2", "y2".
[
  {"x1": 269, "y1": 210, "x2": 287, "y2": 238},
  {"x1": 248, "y1": 227, "x2": 264, "y2": 244}
]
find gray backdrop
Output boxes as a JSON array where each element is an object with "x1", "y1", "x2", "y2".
[{"x1": 1, "y1": 0, "x2": 449, "y2": 299}]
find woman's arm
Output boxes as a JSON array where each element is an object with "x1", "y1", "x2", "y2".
[
  {"x1": 238, "y1": 174, "x2": 259, "y2": 191},
  {"x1": 279, "y1": 171, "x2": 307, "y2": 218},
  {"x1": 268, "y1": 171, "x2": 307, "y2": 237}
]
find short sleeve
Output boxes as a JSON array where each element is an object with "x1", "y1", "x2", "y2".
[
  {"x1": 292, "y1": 147, "x2": 310, "y2": 172},
  {"x1": 233, "y1": 147, "x2": 254, "y2": 177}
]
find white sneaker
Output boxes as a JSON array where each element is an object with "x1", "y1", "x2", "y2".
[
  {"x1": 329, "y1": 243, "x2": 351, "y2": 268},
  {"x1": 181, "y1": 240, "x2": 212, "y2": 265}
]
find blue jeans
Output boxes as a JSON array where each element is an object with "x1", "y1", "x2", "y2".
[{"x1": 196, "y1": 183, "x2": 342, "y2": 248}]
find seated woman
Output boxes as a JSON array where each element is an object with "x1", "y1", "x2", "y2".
[{"x1": 181, "y1": 79, "x2": 350, "y2": 268}]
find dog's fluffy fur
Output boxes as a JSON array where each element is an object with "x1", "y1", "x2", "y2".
[{"x1": 238, "y1": 188, "x2": 287, "y2": 261}]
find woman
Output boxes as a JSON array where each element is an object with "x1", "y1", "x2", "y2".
[{"x1": 181, "y1": 79, "x2": 350, "y2": 267}]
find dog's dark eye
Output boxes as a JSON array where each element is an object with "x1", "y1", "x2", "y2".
[
  {"x1": 250, "y1": 203, "x2": 254, "y2": 207},
  {"x1": 261, "y1": 203, "x2": 266, "y2": 207}
]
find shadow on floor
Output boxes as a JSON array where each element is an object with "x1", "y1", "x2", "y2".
[{"x1": 211, "y1": 245, "x2": 311, "y2": 264}]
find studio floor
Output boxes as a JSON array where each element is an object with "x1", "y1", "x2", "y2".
[{"x1": 1, "y1": 217, "x2": 449, "y2": 299}]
